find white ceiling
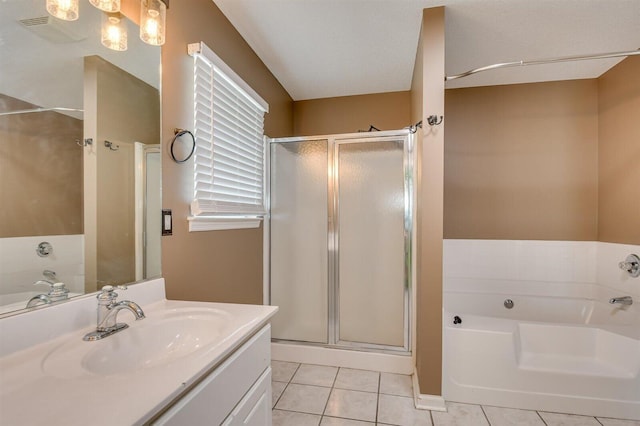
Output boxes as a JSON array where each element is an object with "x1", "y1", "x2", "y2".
[{"x1": 213, "y1": 0, "x2": 640, "y2": 100}]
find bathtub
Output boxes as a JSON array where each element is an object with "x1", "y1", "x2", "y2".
[{"x1": 443, "y1": 288, "x2": 640, "y2": 420}]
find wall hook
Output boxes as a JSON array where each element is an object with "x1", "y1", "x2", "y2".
[
  {"x1": 409, "y1": 121, "x2": 423, "y2": 133},
  {"x1": 357, "y1": 124, "x2": 380, "y2": 133},
  {"x1": 427, "y1": 115, "x2": 443, "y2": 126},
  {"x1": 104, "y1": 140, "x2": 119, "y2": 151},
  {"x1": 77, "y1": 138, "x2": 93, "y2": 147}
]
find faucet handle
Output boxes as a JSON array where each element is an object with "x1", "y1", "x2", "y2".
[
  {"x1": 33, "y1": 279, "x2": 54, "y2": 287},
  {"x1": 101, "y1": 285, "x2": 128, "y2": 292},
  {"x1": 98, "y1": 285, "x2": 128, "y2": 302},
  {"x1": 619, "y1": 254, "x2": 640, "y2": 278},
  {"x1": 49, "y1": 282, "x2": 69, "y2": 296}
]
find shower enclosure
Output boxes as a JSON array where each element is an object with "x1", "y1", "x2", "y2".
[{"x1": 269, "y1": 130, "x2": 414, "y2": 353}]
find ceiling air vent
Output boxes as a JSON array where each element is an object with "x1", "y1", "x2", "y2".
[{"x1": 18, "y1": 16, "x2": 86, "y2": 43}]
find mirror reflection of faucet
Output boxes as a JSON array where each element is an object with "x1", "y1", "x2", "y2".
[
  {"x1": 609, "y1": 296, "x2": 633, "y2": 306},
  {"x1": 83, "y1": 285, "x2": 145, "y2": 341},
  {"x1": 26, "y1": 271, "x2": 70, "y2": 308}
]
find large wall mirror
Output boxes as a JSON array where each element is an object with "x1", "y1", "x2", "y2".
[{"x1": 0, "y1": 0, "x2": 161, "y2": 315}]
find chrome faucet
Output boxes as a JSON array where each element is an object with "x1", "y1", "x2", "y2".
[
  {"x1": 26, "y1": 280, "x2": 56, "y2": 308},
  {"x1": 83, "y1": 285, "x2": 145, "y2": 341},
  {"x1": 609, "y1": 296, "x2": 633, "y2": 306},
  {"x1": 26, "y1": 293, "x2": 52, "y2": 308},
  {"x1": 26, "y1": 274, "x2": 70, "y2": 308}
]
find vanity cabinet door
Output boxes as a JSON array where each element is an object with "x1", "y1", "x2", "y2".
[
  {"x1": 152, "y1": 325, "x2": 271, "y2": 426},
  {"x1": 222, "y1": 368, "x2": 272, "y2": 426}
]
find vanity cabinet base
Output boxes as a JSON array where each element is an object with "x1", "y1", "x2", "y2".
[{"x1": 153, "y1": 324, "x2": 272, "y2": 426}]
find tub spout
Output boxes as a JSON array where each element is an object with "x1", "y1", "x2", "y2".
[{"x1": 609, "y1": 296, "x2": 633, "y2": 306}]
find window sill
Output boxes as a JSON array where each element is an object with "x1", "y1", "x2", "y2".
[{"x1": 188, "y1": 216, "x2": 262, "y2": 232}]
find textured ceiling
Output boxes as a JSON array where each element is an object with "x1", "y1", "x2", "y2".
[{"x1": 213, "y1": 0, "x2": 640, "y2": 100}]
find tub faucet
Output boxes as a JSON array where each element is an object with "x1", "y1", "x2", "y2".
[
  {"x1": 609, "y1": 296, "x2": 633, "y2": 306},
  {"x1": 83, "y1": 285, "x2": 145, "y2": 341}
]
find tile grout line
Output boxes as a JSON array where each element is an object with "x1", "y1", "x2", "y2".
[
  {"x1": 536, "y1": 411, "x2": 548, "y2": 426},
  {"x1": 480, "y1": 405, "x2": 492, "y2": 426},
  {"x1": 283, "y1": 366, "x2": 633, "y2": 426},
  {"x1": 375, "y1": 370, "x2": 381, "y2": 424},
  {"x1": 272, "y1": 382, "x2": 285, "y2": 410},
  {"x1": 274, "y1": 362, "x2": 333, "y2": 425},
  {"x1": 322, "y1": 365, "x2": 383, "y2": 425},
  {"x1": 319, "y1": 364, "x2": 340, "y2": 423},
  {"x1": 274, "y1": 363, "x2": 640, "y2": 425},
  {"x1": 274, "y1": 361, "x2": 302, "y2": 409}
]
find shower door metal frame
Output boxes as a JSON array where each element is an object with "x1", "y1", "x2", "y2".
[
  {"x1": 142, "y1": 145, "x2": 161, "y2": 279},
  {"x1": 331, "y1": 133, "x2": 413, "y2": 353},
  {"x1": 268, "y1": 129, "x2": 415, "y2": 355}
]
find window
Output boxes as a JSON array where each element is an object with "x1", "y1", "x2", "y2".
[{"x1": 188, "y1": 42, "x2": 269, "y2": 231}]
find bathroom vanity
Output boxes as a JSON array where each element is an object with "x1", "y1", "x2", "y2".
[{"x1": 0, "y1": 278, "x2": 277, "y2": 425}]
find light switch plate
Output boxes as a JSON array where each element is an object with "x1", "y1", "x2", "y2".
[{"x1": 162, "y1": 209, "x2": 172, "y2": 236}]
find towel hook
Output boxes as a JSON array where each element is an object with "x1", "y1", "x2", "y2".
[
  {"x1": 104, "y1": 140, "x2": 119, "y2": 151},
  {"x1": 427, "y1": 115, "x2": 443, "y2": 126}
]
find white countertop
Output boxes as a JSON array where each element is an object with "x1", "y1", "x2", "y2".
[{"x1": 0, "y1": 279, "x2": 277, "y2": 425}]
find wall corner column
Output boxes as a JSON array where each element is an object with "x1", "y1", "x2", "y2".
[{"x1": 414, "y1": 6, "x2": 445, "y2": 400}]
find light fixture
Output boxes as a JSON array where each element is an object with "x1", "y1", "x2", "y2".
[
  {"x1": 101, "y1": 12, "x2": 127, "y2": 51},
  {"x1": 46, "y1": 0, "x2": 79, "y2": 21},
  {"x1": 140, "y1": 0, "x2": 166, "y2": 46},
  {"x1": 89, "y1": 0, "x2": 120, "y2": 13},
  {"x1": 45, "y1": 0, "x2": 168, "y2": 49}
]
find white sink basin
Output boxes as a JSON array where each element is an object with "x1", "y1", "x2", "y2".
[
  {"x1": 0, "y1": 279, "x2": 279, "y2": 426},
  {"x1": 42, "y1": 307, "x2": 232, "y2": 377}
]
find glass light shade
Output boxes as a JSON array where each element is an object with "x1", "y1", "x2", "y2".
[
  {"x1": 140, "y1": 0, "x2": 166, "y2": 46},
  {"x1": 90, "y1": 0, "x2": 120, "y2": 13},
  {"x1": 101, "y1": 13, "x2": 127, "y2": 51},
  {"x1": 46, "y1": 0, "x2": 79, "y2": 21}
]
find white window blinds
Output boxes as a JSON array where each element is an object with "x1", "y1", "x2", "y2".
[{"x1": 189, "y1": 42, "x2": 269, "y2": 217}]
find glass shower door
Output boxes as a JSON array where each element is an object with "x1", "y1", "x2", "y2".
[
  {"x1": 269, "y1": 132, "x2": 412, "y2": 352},
  {"x1": 334, "y1": 139, "x2": 407, "y2": 349},
  {"x1": 270, "y1": 140, "x2": 329, "y2": 343}
]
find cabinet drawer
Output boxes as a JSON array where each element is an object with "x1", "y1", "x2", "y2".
[
  {"x1": 153, "y1": 324, "x2": 271, "y2": 426},
  {"x1": 222, "y1": 367, "x2": 271, "y2": 426}
]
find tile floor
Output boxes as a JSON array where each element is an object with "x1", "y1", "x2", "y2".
[{"x1": 271, "y1": 361, "x2": 640, "y2": 426}]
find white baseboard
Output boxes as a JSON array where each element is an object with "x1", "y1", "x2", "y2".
[
  {"x1": 271, "y1": 342, "x2": 413, "y2": 375},
  {"x1": 412, "y1": 368, "x2": 447, "y2": 411}
]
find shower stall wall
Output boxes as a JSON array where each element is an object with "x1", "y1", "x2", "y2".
[{"x1": 269, "y1": 130, "x2": 414, "y2": 354}]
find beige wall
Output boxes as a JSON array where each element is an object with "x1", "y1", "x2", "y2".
[
  {"x1": 597, "y1": 56, "x2": 640, "y2": 245},
  {"x1": 444, "y1": 80, "x2": 600, "y2": 241},
  {"x1": 413, "y1": 7, "x2": 445, "y2": 396},
  {"x1": 293, "y1": 91, "x2": 411, "y2": 136},
  {"x1": 0, "y1": 95, "x2": 83, "y2": 238},
  {"x1": 120, "y1": 0, "x2": 141, "y2": 24},
  {"x1": 83, "y1": 56, "x2": 160, "y2": 291},
  {"x1": 161, "y1": 0, "x2": 293, "y2": 305},
  {"x1": 96, "y1": 56, "x2": 160, "y2": 287},
  {"x1": 410, "y1": 31, "x2": 423, "y2": 126},
  {"x1": 151, "y1": 2, "x2": 637, "y2": 401}
]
